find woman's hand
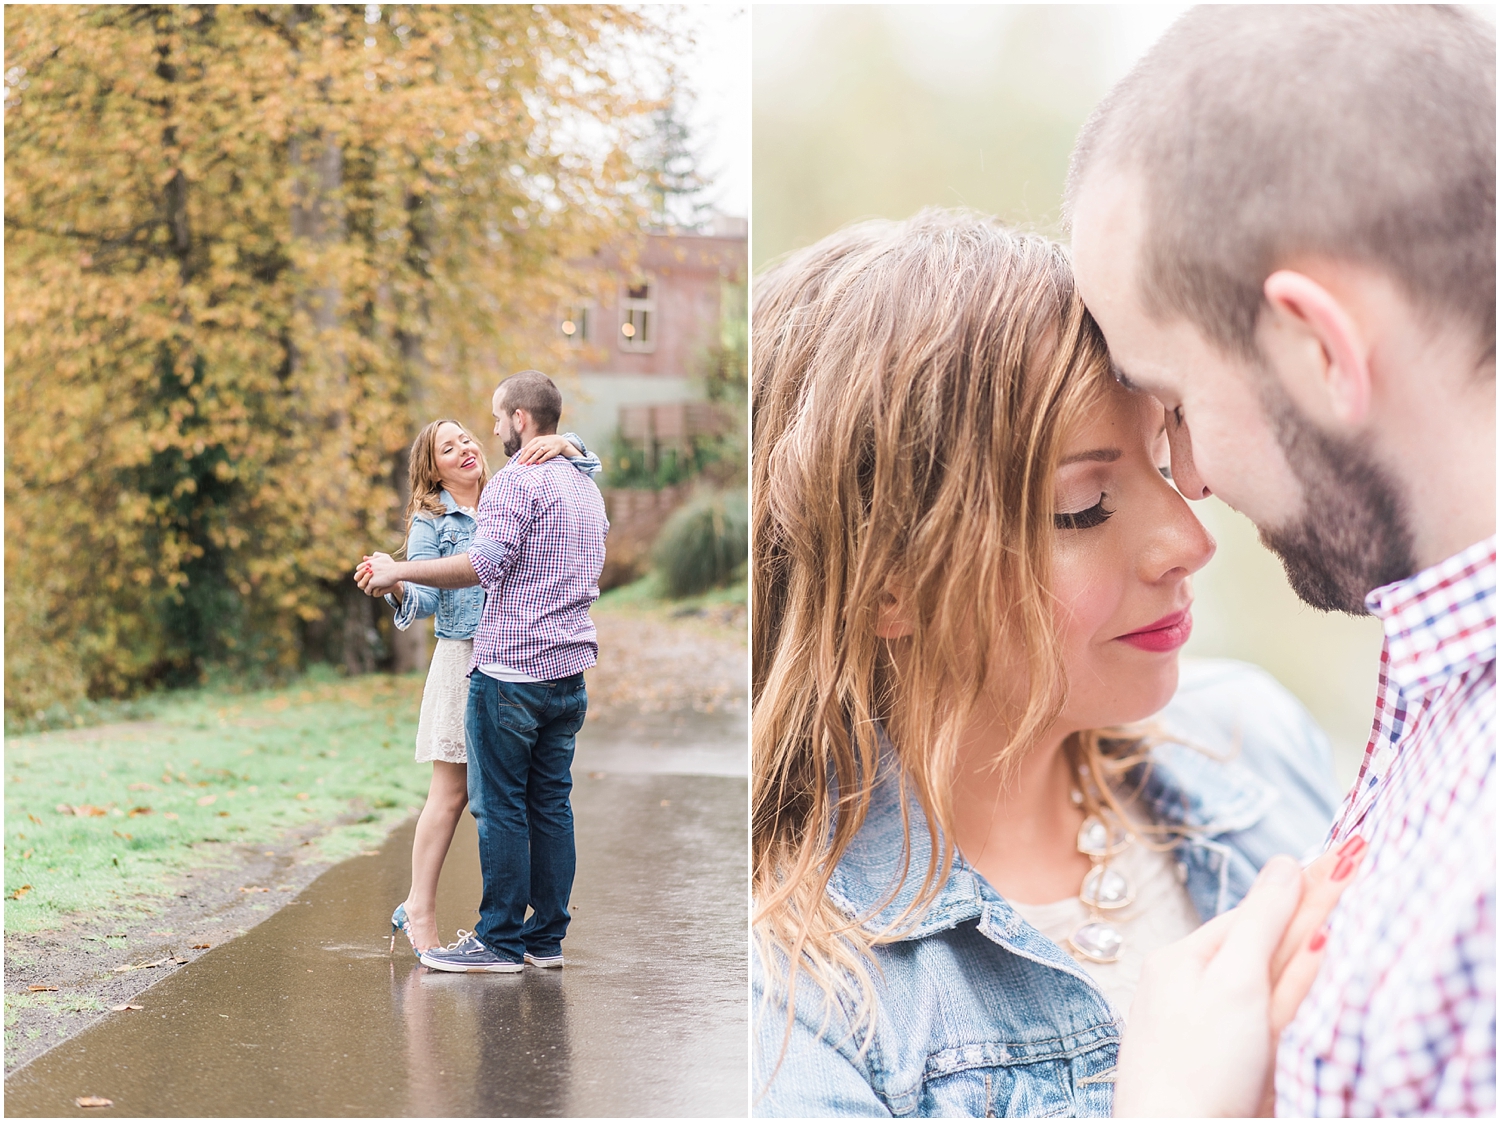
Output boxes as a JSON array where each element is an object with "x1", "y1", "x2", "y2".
[
  {"x1": 355, "y1": 553, "x2": 402, "y2": 597},
  {"x1": 512, "y1": 434, "x2": 580, "y2": 465},
  {"x1": 1112, "y1": 838, "x2": 1367, "y2": 1117},
  {"x1": 1268, "y1": 835, "x2": 1365, "y2": 1034}
]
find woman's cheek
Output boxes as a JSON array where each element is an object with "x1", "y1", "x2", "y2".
[{"x1": 1051, "y1": 548, "x2": 1121, "y2": 657}]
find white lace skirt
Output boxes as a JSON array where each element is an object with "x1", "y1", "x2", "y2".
[{"x1": 414, "y1": 638, "x2": 472, "y2": 764}]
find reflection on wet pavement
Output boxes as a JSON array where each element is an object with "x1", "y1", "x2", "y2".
[{"x1": 5, "y1": 743, "x2": 748, "y2": 1116}]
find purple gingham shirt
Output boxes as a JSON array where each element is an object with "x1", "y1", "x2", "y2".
[
  {"x1": 1277, "y1": 536, "x2": 1495, "y2": 1116},
  {"x1": 466, "y1": 455, "x2": 608, "y2": 680}
]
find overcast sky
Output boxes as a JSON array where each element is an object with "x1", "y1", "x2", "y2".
[{"x1": 672, "y1": 5, "x2": 750, "y2": 218}]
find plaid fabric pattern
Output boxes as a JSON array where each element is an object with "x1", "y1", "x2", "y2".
[
  {"x1": 1277, "y1": 537, "x2": 1496, "y2": 1117},
  {"x1": 466, "y1": 455, "x2": 608, "y2": 681}
]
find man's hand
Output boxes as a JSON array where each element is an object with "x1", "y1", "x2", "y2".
[
  {"x1": 512, "y1": 433, "x2": 580, "y2": 465},
  {"x1": 355, "y1": 553, "x2": 402, "y2": 597},
  {"x1": 1113, "y1": 840, "x2": 1367, "y2": 1118}
]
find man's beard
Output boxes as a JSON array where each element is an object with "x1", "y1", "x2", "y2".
[
  {"x1": 1256, "y1": 382, "x2": 1416, "y2": 615},
  {"x1": 501, "y1": 431, "x2": 522, "y2": 457}
]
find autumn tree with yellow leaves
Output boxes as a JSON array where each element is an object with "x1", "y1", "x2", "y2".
[{"x1": 5, "y1": 4, "x2": 672, "y2": 718}]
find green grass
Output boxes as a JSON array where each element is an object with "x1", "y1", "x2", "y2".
[
  {"x1": 597, "y1": 571, "x2": 747, "y2": 613},
  {"x1": 3, "y1": 667, "x2": 433, "y2": 934}
]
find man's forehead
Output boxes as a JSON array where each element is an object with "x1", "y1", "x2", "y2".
[{"x1": 1071, "y1": 178, "x2": 1146, "y2": 298}]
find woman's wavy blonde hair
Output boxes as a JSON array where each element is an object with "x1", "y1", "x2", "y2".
[
  {"x1": 752, "y1": 210, "x2": 1151, "y2": 1060},
  {"x1": 401, "y1": 419, "x2": 491, "y2": 545}
]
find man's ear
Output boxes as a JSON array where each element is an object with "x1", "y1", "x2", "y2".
[
  {"x1": 874, "y1": 583, "x2": 914, "y2": 639},
  {"x1": 1261, "y1": 270, "x2": 1372, "y2": 427}
]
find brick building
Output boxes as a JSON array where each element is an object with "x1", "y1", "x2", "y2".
[{"x1": 556, "y1": 215, "x2": 747, "y2": 461}]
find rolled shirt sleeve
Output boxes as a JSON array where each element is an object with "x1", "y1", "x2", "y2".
[{"x1": 468, "y1": 470, "x2": 538, "y2": 591}]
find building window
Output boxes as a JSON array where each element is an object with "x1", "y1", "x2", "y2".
[
  {"x1": 560, "y1": 304, "x2": 591, "y2": 345},
  {"x1": 619, "y1": 277, "x2": 656, "y2": 353}
]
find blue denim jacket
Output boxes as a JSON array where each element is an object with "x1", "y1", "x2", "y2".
[
  {"x1": 753, "y1": 659, "x2": 1339, "y2": 1117},
  {"x1": 385, "y1": 435, "x2": 601, "y2": 641}
]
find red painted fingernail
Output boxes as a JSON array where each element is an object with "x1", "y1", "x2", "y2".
[
  {"x1": 1336, "y1": 835, "x2": 1366, "y2": 860},
  {"x1": 1308, "y1": 928, "x2": 1328, "y2": 952},
  {"x1": 1332, "y1": 856, "x2": 1357, "y2": 881}
]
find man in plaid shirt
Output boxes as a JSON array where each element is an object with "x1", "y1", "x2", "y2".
[
  {"x1": 1069, "y1": 6, "x2": 1494, "y2": 1115},
  {"x1": 360, "y1": 370, "x2": 608, "y2": 973}
]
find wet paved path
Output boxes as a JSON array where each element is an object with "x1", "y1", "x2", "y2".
[{"x1": 5, "y1": 716, "x2": 747, "y2": 1116}]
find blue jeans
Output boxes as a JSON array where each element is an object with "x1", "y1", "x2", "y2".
[{"x1": 464, "y1": 671, "x2": 588, "y2": 962}]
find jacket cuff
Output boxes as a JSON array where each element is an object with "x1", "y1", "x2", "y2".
[
  {"x1": 386, "y1": 585, "x2": 418, "y2": 631},
  {"x1": 561, "y1": 431, "x2": 603, "y2": 478}
]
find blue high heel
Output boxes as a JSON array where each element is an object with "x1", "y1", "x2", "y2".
[{"x1": 390, "y1": 903, "x2": 420, "y2": 959}]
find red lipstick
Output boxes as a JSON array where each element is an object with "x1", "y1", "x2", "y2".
[{"x1": 1116, "y1": 608, "x2": 1193, "y2": 652}]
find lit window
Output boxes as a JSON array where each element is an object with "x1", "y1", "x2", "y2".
[
  {"x1": 619, "y1": 278, "x2": 656, "y2": 353},
  {"x1": 560, "y1": 305, "x2": 590, "y2": 345}
]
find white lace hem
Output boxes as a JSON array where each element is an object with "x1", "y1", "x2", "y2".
[{"x1": 414, "y1": 638, "x2": 472, "y2": 764}]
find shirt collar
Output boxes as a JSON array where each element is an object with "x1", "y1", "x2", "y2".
[{"x1": 1365, "y1": 536, "x2": 1496, "y2": 697}]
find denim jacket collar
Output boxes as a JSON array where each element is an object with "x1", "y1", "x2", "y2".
[
  {"x1": 826, "y1": 730, "x2": 1278, "y2": 947},
  {"x1": 416, "y1": 489, "x2": 475, "y2": 520}
]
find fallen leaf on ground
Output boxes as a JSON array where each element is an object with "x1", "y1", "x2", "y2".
[
  {"x1": 21, "y1": 849, "x2": 33, "y2": 859},
  {"x1": 74, "y1": 1096, "x2": 112, "y2": 1108},
  {"x1": 112, "y1": 830, "x2": 132, "y2": 841},
  {"x1": 163, "y1": 812, "x2": 179, "y2": 820},
  {"x1": 190, "y1": 943, "x2": 211, "y2": 949},
  {"x1": 358, "y1": 850, "x2": 379, "y2": 856},
  {"x1": 295, "y1": 792, "x2": 309, "y2": 800},
  {"x1": 75, "y1": 805, "x2": 107, "y2": 817},
  {"x1": 196, "y1": 794, "x2": 216, "y2": 806},
  {"x1": 216, "y1": 811, "x2": 230, "y2": 817},
  {"x1": 660, "y1": 799, "x2": 671, "y2": 807},
  {"x1": 127, "y1": 782, "x2": 157, "y2": 792},
  {"x1": 127, "y1": 806, "x2": 152, "y2": 817},
  {"x1": 112, "y1": 956, "x2": 175, "y2": 973},
  {"x1": 27, "y1": 813, "x2": 42, "y2": 825},
  {"x1": 239, "y1": 886, "x2": 269, "y2": 893},
  {"x1": 27, "y1": 984, "x2": 58, "y2": 992},
  {"x1": 109, "y1": 1004, "x2": 143, "y2": 1012},
  {"x1": 8, "y1": 884, "x2": 33, "y2": 900},
  {"x1": 588, "y1": 771, "x2": 607, "y2": 779}
]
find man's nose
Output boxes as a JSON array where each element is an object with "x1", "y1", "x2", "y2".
[{"x1": 1166, "y1": 420, "x2": 1212, "y2": 501}]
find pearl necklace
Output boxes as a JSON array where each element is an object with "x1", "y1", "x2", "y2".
[{"x1": 1066, "y1": 789, "x2": 1138, "y2": 965}]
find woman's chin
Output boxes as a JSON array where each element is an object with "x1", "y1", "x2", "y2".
[
  {"x1": 1073, "y1": 656, "x2": 1183, "y2": 730},
  {"x1": 1122, "y1": 659, "x2": 1183, "y2": 724}
]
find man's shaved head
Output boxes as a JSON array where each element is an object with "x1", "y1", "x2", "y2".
[{"x1": 1068, "y1": 5, "x2": 1495, "y2": 363}]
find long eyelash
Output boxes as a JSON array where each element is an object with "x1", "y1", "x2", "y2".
[
  {"x1": 1172, "y1": 405, "x2": 1185, "y2": 427},
  {"x1": 1054, "y1": 497, "x2": 1115, "y2": 531}
]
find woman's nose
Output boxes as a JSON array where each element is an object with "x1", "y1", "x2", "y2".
[{"x1": 1146, "y1": 488, "x2": 1217, "y2": 583}]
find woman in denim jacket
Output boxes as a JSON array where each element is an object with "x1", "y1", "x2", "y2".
[
  {"x1": 751, "y1": 213, "x2": 1353, "y2": 1116},
  {"x1": 378, "y1": 418, "x2": 599, "y2": 955}
]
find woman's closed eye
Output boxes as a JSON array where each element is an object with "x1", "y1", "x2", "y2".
[{"x1": 1054, "y1": 495, "x2": 1114, "y2": 531}]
